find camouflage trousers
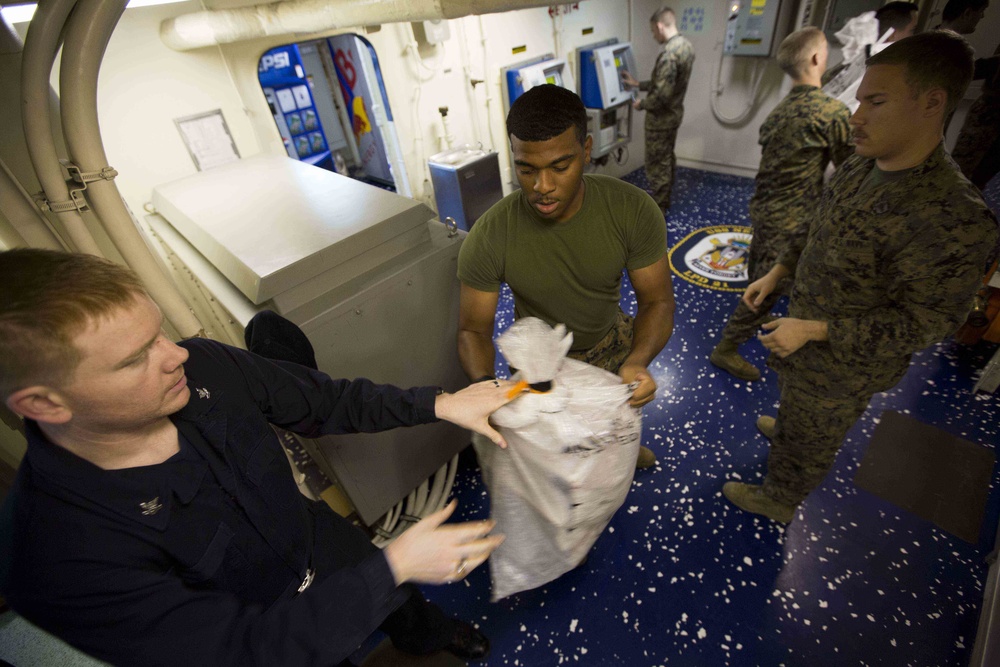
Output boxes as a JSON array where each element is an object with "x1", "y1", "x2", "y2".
[
  {"x1": 952, "y1": 92, "x2": 1000, "y2": 191},
  {"x1": 761, "y1": 372, "x2": 872, "y2": 506},
  {"x1": 645, "y1": 126, "x2": 679, "y2": 213},
  {"x1": 566, "y1": 309, "x2": 634, "y2": 374},
  {"x1": 719, "y1": 207, "x2": 797, "y2": 345}
]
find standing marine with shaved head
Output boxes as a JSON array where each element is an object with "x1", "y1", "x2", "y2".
[
  {"x1": 710, "y1": 27, "x2": 853, "y2": 382},
  {"x1": 722, "y1": 32, "x2": 999, "y2": 523}
]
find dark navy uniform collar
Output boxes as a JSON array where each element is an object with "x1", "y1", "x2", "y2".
[{"x1": 23, "y1": 408, "x2": 209, "y2": 534}]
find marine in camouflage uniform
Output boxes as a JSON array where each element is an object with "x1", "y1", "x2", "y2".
[
  {"x1": 952, "y1": 47, "x2": 1000, "y2": 190},
  {"x1": 717, "y1": 85, "x2": 853, "y2": 356},
  {"x1": 762, "y1": 144, "x2": 998, "y2": 508},
  {"x1": 637, "y1": 33, "x2": 695, "y2": 213}
]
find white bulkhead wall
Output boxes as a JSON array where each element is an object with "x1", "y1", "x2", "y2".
[
  {"x1": 15, "y1": 0, "x2": 999, "y2": 223},
  {"x1": 15, "y1": 0, "x2": 801, "y2": 219}
]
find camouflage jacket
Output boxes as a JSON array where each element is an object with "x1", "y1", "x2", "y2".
[
  {"x1": 749, "y1": 84, "x2": 853, "y2": 231},
  {"x1": 774, "y1": 143, "x2": 999, "y2": 393},
  {"x1": 639, "y1": 34, "x2": 695, "y2": 131}
]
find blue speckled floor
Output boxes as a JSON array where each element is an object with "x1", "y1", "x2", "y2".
[{"x1": 420, "y1": 166, "x2": 1000, "y2": 667}]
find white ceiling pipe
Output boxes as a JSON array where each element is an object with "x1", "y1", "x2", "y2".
[
  {"x1": 21, "y1": 0, "x2": 104, "y2": 256},
  {"x1": 60, "y1": 0, "x2": 205, "y2": 337},
  {"x1": 0, "y1": 18, "x2": 63, "y2": 250},
  {"x1": 161, "y1": 0, "x2": 558, "y2": 51}
]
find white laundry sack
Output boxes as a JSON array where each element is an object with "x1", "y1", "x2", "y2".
[
  {"x1": 475, "y1": 318, "x2": 642, "y2": 600},
  {"x1": 823, "y1": 12, "x2": 894, "y2": 114},
  {"x1": 835, "y1": 11, "x2": 878, "y2": 63}
]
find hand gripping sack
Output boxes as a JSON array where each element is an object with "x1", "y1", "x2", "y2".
[{"x1": 475, "y1": 318, "x2": 642, "y2": 600}]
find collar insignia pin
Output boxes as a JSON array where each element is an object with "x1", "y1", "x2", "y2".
[
  {"x1": 140, "y1": 497, "x2": 163, "y2": 516},
  {"x1": 196, "y1": 387, "x2": 210, "y2": 399}
]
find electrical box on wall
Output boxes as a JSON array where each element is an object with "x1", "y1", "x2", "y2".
[
  {"x1": 412, "y1": 19, "x2": 450, "y2": 45},
  {"x1": 724, "y1": 0, "x2": 797, "y2": 57},
  {"x1": 586, "y1": 105, "x2": 632, "y2": 159}
]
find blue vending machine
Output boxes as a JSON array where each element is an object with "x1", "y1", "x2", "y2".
[
  {"x1": 258, "y1": 45, "x2": 334, "y2": 171},
  {"x1": 576, "y1": 40, "x2": 637, "y2": 160}
]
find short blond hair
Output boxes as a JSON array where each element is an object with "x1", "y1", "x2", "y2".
[
  {"x1": 777, "y1": 27, "x2": 826, "y2": 78},
  {"x1": 651, "y1": 6, "x2": 676, "y2": 26},
  {"x1": 0, "y1": 249, "x2": 147, "y2": 399}
]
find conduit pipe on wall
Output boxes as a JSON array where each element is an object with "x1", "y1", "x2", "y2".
[
  {"x1": 59, "y1": 0, "x2": 204, "y2": 337},
  {"x1": 0, "y1": 158, "x2": 63, "y2": 250},
  {"x1": 477, "y1": 15, "x2": 498, "y2": 156},
  {"x1": 21, "y1": 0, "x2": 103, "y2": 256},
  {"x1": 455, "y1": 18, "x2": 485, "y2": 150},
  {"x1": 0, "y1": 18, "x2": 65, "y2": 251},
  {"x1": 161, "y1": 0, "x2": 559, "y2": 51}
]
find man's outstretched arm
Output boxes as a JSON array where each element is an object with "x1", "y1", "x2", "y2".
[
  {"x1": 622, "y1": 255, "x2": 675, "y2": 407},
  {"x1": 457, "y1": 284, "x2": 501, "y2": 381}
]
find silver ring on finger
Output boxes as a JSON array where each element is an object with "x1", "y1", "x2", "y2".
[{"x1": 455, "y1": 558, "x2": 467, "y2": 576}]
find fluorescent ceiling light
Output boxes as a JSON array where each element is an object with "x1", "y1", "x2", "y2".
[
  {"x1": 1, "y1": 4, "x2": 36, "y2": 23},
  {"x1": 126, "y1": 0, "x2": 190, "y2": 7},
  {"x1": 2, "y1": 0, "x2": 189, "y2": 25}
]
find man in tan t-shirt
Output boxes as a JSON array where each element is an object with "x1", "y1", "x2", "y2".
[{"x1": 457, "y1": 85, "x2": 675, "y2": 469}]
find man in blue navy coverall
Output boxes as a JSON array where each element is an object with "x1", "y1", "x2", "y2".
[{"x1": 0, "y1": 249, "x2": 518, "y2": 666}]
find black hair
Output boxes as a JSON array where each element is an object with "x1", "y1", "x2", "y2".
[
  {"x1": 942, "y1": 0, "x2": 988, "y2": 22},
  {"x1": 866, "y1": 30, "x2": 975, "y2": 114},
  {"x1": 506, "y1": 84, "x2": 588, "y2": 146},
  {"x1": 875, "y1": 1, "x2": 918, "y2": 34}
]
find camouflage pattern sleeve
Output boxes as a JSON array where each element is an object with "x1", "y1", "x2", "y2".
[
  {"x1": 639, "y1": 36, "x2": 694, "y2": 120},
  {"x1": 826, "y1": 102, "x2": 854, "y2": 168},
  {"x1": 774, "y1": 210, "x2": 814, "y2": 276},
  {"x1": 825, "y1": 198, "x2": 998, "y2": 361},
  {"x1": 639, "y1": 51, "x2": 679, "y2": 113}
]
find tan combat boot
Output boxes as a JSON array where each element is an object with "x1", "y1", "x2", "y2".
[
  {"x1": 636, "y1": 445, "x2": 657, "y2": 469},
  {"x1": 722, "y1": 482, "x2": 796, "y2": 523},
  {"x1": 756, "y1": 415, "x2": 776, "y2": 439},
  {"x1": 709, "y1": 339, "x2": 761, "y2": 381}
]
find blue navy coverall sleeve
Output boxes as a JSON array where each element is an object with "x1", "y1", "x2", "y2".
[{"x1": 0, "y1": 338, "x2": 441, "y2": 667}]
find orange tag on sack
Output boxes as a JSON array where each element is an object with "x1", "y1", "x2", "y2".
[{"x1": 506, "y1": 380, "x2": 530, "y2": 399}]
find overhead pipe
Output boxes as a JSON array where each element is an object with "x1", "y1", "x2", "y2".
[
  {"x1": 21, "y1": 0, "x2": 103, "y2": 256},
  {"x1": 161, "y1": 0, "x2": 559, "y2": 51},
  {"x1": 59, "y1": 0, "x2": 204, "y2": 337},
  {"x1": 0, "y1": 16, "x2": 64, "y2": 250}
]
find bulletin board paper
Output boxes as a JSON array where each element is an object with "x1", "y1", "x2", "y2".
[
  {"x1": 174, "y1": 110, "x2": 241, "y2": 172},
  {"x1": 275, "y1": 88, "x2": 296, "y2": 113},
  {"x1": 292, "y1": 84, "x2": 312, "y2": 109}
]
